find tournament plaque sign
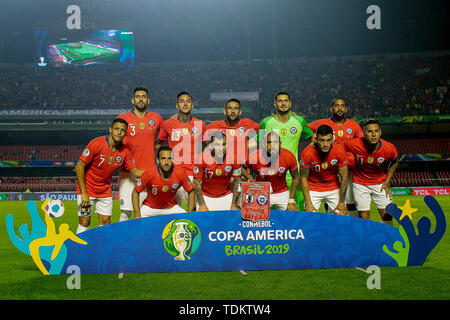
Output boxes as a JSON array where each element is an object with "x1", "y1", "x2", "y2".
[{"x1": 241, "y1": 182, "x2": 271, "y2": 222}]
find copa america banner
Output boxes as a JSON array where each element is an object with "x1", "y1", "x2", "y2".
[{"x1": 5, "y1": 196, "x2": 445, "y2": 275}]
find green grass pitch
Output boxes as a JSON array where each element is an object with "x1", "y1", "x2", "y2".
[{"x1": 0, "y1": 195, "x2": 448, "y2": 300}]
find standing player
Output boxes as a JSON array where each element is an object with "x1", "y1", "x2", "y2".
[
  {"x1": 245, "y1": 131, "x2": 300, "y2": 211},
  {"x1": 307, "y1": 97, "x2": 363, "y2": 217},
  {"x1": 116, "y1": 87, "x2": 163, "y2": 222},
  {"x1": 259, "y1": 92, "x2": 314, "y2": 209},
  {"x1": 132, "y1": 146, "x2": 195, "y2": 217},
  {"x1": 194, "y1": 132, "x2": 242, "y2": 211},
  {"x1": 156, "y1": 91, "x2": 207, "y2": 207},
  {"x1": 204, "y1": 98, "x2": 260, "y2": 164},
  {"x1": 300, "y1": 125, "x2": 349, "y2": 214},
  {"x1": 75, "y1": 118, "x2": 145, "y2": 234},
  {"x1": 344, "y1": 119, "x2": 399, "y2": 224}
]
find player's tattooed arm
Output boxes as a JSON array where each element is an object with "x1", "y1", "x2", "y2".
[
  {"x1": 187, "y1": 190, "x2": 195, "y2": 212},
  {"x1": 287, "y1": 168, "x2": 300, "y2": 210},
  {"x1": 131, "y1": 188, "x2": 141, "y2": 218},
  {"x1": 336, "y1": 165, "x2": 349, "y2": 215},
  {"x1": 193, "y1": 178, "x2": 208, "y2": 212},
  {"x1": 299, "y1": 167, "x2": 315, "y2": 212},
  {"x1": 381, "y1": 157, "x2": 399, "y2": 197},
  {"x1": 75, "y1": 159, "x2": 90, "y2": 208}
]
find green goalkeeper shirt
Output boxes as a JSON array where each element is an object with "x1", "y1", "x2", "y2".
[{"x1": 259, "y1": 113, "x2": 313, "y2": 160}]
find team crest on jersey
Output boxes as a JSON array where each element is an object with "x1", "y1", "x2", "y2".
[
  {"x1": 191, "y1": 126, "x2": 199, "y2": 134},
  {"x1": 136, "y1": 178, "x2": 142, "y2": 187},
  {"x1": 82, "y1": 149, "x2": 90, "y2": 157},
  {"x1": 193, "y1": 166, "x2": 199, "y2": 174},
  {"x1": 290, "y1": 127, "x2": 297, "y2": 134},
  {"x1": 330, "y1": 159, "x2": 338, "y2": 166},
  {"x1": 183, "y1": 128, "x2": 189, "y2": 135},
  {"x1": 337, "y1": 130, "x2": 344, "y2": 137},
  {"x1": 377, "y1": 157, "x2": 385, "y2": 164},
  {"x1": 238, "y1": 126, "x2": 245, "y2": 133},
  {"x1": 172, "y1": 183, "x2": 179, "y2": 190},
  {"x1": 148, "y1": 120, "x2": 155, "y2": 127},
  {"x1": 322, "y1": 162, "x2": 328, "y2": 169},
  {"x1": 314, "y1": 164, "x2": 321, "y2": 172},
  {"x1": 346, "y1": 128, "x2": 353, "y2": 135},
  {"x1": 115, "y1": 156, "x2": 122, "y2": 163},
  {"x1": 139, "y1": 122, "x2": 145, "y2": 130},
  {"x1": 367, "y1": 157, "x2": 374, "y2": 164},
  {"x1": 278, "y1": 166, "x2": 286, "y2": 174},
  {"x1": 108, "y1": 157, "x2": 114, "y2": 164},
  {"x1": 224, "y1": 166, "x2": 232, "y2": 173},
  {"x1": 162, "y1": 185, "x2": 169, "y2": 192},
  {"x1": 280, "y1": 128, "x2": 287, "y2": 136}
]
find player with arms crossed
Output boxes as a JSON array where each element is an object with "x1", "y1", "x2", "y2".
[
  {"x1": 132, "y1": 146, "x2": 195, "y2": 217},
  {"x1": 117, "y1": 87, "x2": 163, "y2": 221},
  {"x1": 344, "y1": 119, "x2": 399, "y2": 224},
  {"x1": 75, "y1": 118, "x2": 145, "y2": 233},
  {"x1": 245, "y1": 131, "x2": 300, "y2": 211},
  {"x1": 300, "y1": 125, "x2": 349, "y2": 214},
  {"x1": 194, "y1": 132, "x2": 242, "y2": 212},
  {"x1": 259, "y1": 92, "x2": 314, "y2": 209},
  {"x1": 155, "y1": 91, "x2": 206, "y2": 209},
  {"x1": 307, "y1": 97, "x2": 363, "y2": 217}
]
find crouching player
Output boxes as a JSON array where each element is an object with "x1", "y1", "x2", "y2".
[
  {"x1": 75, "y1": 118, "x2": 145, "y2": 234},
  {"x1": 132, "y1": 146, "x2": 195, "y2": 217},
  {"x1": 344, "y1": 119, "x2": 399, "y2": 224},
  {"x1": 246, "y1": 131, "x2": 300, "y2": 211},
  {"x1": 299, "y1": 125, "x2": 349, "y2": 214},
  {"x1": 194, "y1": 132, "x2": 242, "y2": 211}
]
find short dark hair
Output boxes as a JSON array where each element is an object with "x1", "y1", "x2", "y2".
[
  {"x1": 112, "y1": 118, "x2": 128, "y2": 128},
  {"x1": 177, "y1": 91, "x2": 192, "y2": 101},
  {"x1": 331, "y1": 97, "x2": 346, "y2": 107},
  {"x1": 225, "y1": 98, "x2": 241, "y2": 108},
  {"x1": 316, "y1": 124, "x2": 334, "y2": 137},
  {"x1": 274, "y1": 91, "x2": 291, "y2": 101},
  {"x1": 363, "y1": 119, "x2": 380, "y2": 130},
  {"x1": 157, "y1": 146, "x2": 173, "y2": 159},
  {"x1": 133, "y1": 86, "x2": 148, "y2": 96}
]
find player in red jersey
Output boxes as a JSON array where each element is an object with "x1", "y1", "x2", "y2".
[
  {"x1": 245, "y1": 131, "x2": 300, "y2": 211},
  {"x1": 132, "y1": 146, "x2": 195, "y2": 217},
  {"x1": 344, "y1": 119, "x2": 399, "y2": 224},
  {"x1": 300, "y1": 125, "x2": 349, "y2": 214},
  {"x1": 116, "y1": 87, "x2": 163, "y2": 222},
  {"x1": 308, "y1": 97, "x2": 363, "y2": 217},
  {"x1": 75, "y1": 118, "x2": 145, "y2": 233},
  {"x1": 194, "y1": 132, "x2": 242, "y2": 211},
  {"x1": 204, "y1": 98, "x2": 260, "y2": 164},
  {"x1": 156, "y1": 91, "x2": 206, "y2": 207}
]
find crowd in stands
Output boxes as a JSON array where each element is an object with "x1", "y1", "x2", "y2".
[{"x1": 1, "y1": 54, "x2": 449, "y2": 119}]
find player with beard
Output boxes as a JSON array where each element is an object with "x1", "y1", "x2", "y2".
[
  {"x1": 308, "y1": 98, "x2": 363, "y2": 217},
  {"x1": 300, "y1": 125, "x2": 349, "y2": 214},
  {"x1": 132, "y1": 146, "x2": 195, "y2": 217},
  {"x1": 344, "y1": 119, "x2": 399, "y2": 224},
  {"x1": 116, "y1": 87, "x2": 163, "y2": 221},
  {"x1": 259, "y1": 92, "x2": 314, "y2": 209}
]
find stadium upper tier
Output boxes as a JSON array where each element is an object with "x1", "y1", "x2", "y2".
[
  {"x1": 0, "y1": 137, "x2": 448, "y2": 162},
  {"x1": 0, "y1": 54, "x2": 449, "y2": 119}
]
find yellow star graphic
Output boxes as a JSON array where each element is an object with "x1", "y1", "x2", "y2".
[{"x1": 398, "y1": 199, "x2": 418, "y2": 221}]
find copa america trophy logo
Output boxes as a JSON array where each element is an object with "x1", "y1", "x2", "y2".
[{"x1": 162, "y1": 219, "x2": 201, "y2": 261}]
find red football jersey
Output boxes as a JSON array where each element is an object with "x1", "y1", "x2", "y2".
[
  {"x1": 77, "y1": 136, "x2": 136, "y2": 197},
  {"x1": 117, "y1": 111, "x2": 163, "y2": 170},
  {"x1": 204, "y1": 118, "x2": 260, "y2": 164},
  {"x1": 158, "y1": 117, "x2": 206, "y2": 175},
  {"x1": 300, "y1": 143, "x2": 347, "y2": 192},
  {"x1": 308, "y1": 118, "x2": 363, "y2": 145},
  {"x1": 193, "y1": 151, "x2": 242, "y2": 198},
  {"x1": 136, "y1": 166, "x2": 194, "y2": 209},
  {"x1": 344, "y1": 138, "x2": 398, "y2": 185},
  {"x1": 247, "y1": 148, "x2": 298, "y2": 194}
]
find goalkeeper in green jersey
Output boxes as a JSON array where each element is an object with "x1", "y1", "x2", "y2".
[{"x1": 259, "y1": 92, "x2": 314, "y2": 209}]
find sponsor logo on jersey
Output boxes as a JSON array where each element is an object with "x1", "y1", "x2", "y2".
[{"x1": 368, "y1": 157, "x2": 374, "y2": 164}]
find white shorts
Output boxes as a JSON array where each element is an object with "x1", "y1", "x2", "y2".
[
  {"x1": 270, "y1": 190, "x2": 290, "y2": 210},
  {"x1": 140, "y1": 204, "x2": 186, "y2": 218},
  {"x1": 203, "y1": 193, "x2": 233, "y2": 211},
  {"x1": 175, "y1": 175, "x2": 193, "y2": 205},
  {"x1": 353, "y1": 183, "x2": 392, "y2": 212},
  {"x1": 119, "y1": 170, "x2": 147, "y2": 211},
  {"x1": 309, "y1": 189, "x2": 340, "y2": 212},
  {"x1": 77, "y1": 195, "x2": 113, "y2": 217}
]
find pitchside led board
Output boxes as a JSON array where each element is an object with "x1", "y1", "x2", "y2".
[
  {"x1": 4, "y1": 183, "x2": 446, "y2": 276},
  {"x1": 34, "y1": 29, "x2": 135, "y2": 68}
]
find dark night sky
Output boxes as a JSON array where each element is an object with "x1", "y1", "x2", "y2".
[{"x1": 1, "y1": 0, "x2": 449, "y2": 63}]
